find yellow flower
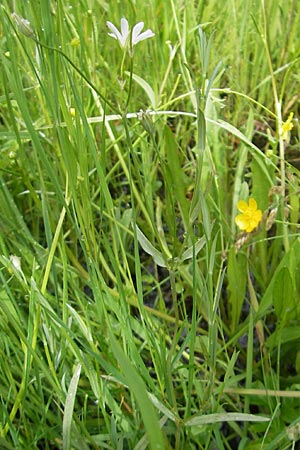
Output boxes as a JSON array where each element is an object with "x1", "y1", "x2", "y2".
[
  {"x1": 70, "y1": 37, "x2": 80, "y2": 47},
  {"x1": 280, "y1": 112, "x2": 294, "y2": 141},
  {"x1": 235, "y1": 198, "x2": 262, "y2": 233},
  {"x1": 70, "y1": 107, "x2": 76, "y2": 118}
]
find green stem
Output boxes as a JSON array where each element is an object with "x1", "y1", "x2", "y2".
[
  {"x1": 261, "y1": 0, "x2": 289, "y2": 252},
  {"x1": 125, "y1": 54, "x2": 134, "y2": 112},
  {"x1": 167, "y1": 268, "x2": 180, "y2": 449},
  {"x1": 3, "y1": 175, "x2": 71, "y2": 436}
]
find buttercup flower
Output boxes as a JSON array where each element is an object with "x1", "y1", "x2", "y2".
[
  {"x1": 280, "y1": 112, "x2": 294, "y2": 141},
  {"x1": 106, "y1": 18, "x2": 154, "y2": 50},
  {"x1": 235, "y1": 198, "x2": 262, "y2": 233}
]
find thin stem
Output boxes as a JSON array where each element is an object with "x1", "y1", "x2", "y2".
[
  {"x1": 125, "y1": 54, "x2": 134, "y2": 112},
  {"x1": 261, "y1": 0, "x2": 289, "y2": 252},
  {"x1": 3, "y1": 174, "x2": 71, "y2": 436},
  {"x1": 167, "y1": 268, "x2": 180, "y2": 449}
]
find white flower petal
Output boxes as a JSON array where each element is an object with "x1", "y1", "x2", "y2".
[
  {"x1": 120, "y1": 18, "x2": 129, "y2": 37},
  {"x1": 10, "y1": 255, "x2": 21, "y2": 271},
  {"x1": 133, "y1": 29, "x2": 155, "y2": 45},
  {"x1": 119, "y1": 18, "x2": 129, "y2": 46},
  {"x1": 132, "y1": 21, "x2": 144, "y2": 43},
  {"x1": 107, "y1": 18, "x2": 154, "y2": 49},
  {"x1": 106, "y1": 21, "x2": 122, "y2": 41}
]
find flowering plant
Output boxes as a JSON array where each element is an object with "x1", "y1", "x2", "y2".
[
  {"x1": 106, "y1": 18, "x2": 154, "y2": 52},
  {"x1": 235, "y1": 198, "x2": 262, "y2": 233},
  {"x1": 280, "y1": 112, "x2": 294, "y2": 141}
]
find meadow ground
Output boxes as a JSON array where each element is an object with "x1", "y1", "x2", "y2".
[{"x1": 0, "y1": 1, "x2": 300, "y2": 449}]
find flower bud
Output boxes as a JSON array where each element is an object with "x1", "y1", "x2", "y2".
[{"x1": 12, "y1": 12, "x2": 34, "y2": 39}]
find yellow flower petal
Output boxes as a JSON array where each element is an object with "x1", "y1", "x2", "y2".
[
  {"x1": 235, "y1": 214, "x2": 248, "y2": 230},
  {"x1": 246, "y1": 220, "x2": 257, "y2": 232},
  {"x1": 248, "y1": 198, "x2": 257, "y2": 211},
  {"x1": 253, "y1": 210, "x2": 262, "y2": 222},
  {"x1": 235, "y1": 198, "x2": 262, "y2": 233},
  {"x1": 237, "y1": 200, "x2": 248, "y2": 213}
]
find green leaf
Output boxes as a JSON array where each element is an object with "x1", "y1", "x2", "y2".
[
  {"x1": 108, "y1": 332, "x2": 165, "y2": 450},
  {"x1": 197, "y1": 107, "x2": 206, "y2": 153},
  {"x1": 266, "y1": 326, "x2": 300, "y2": 348},
  {"x1": 251, "y1": 156, "x2": 273, "y2": 211},
  {"x1": 148, "y1": 393, "x2": 177, "y2": 422},
  {"x1": 184, "y1": 412, "x2": 269, "y2": 427},
  {"x1": 181, "y1": 236, "x2": 206, "y2": 261},
  {"x1": 200, "y1": 191, "x2": 211, "y2": 241},
  {"x1": 0, "y1": 436, "x2": 15, "y2": 450},
  {"x1": 63, "y1": 364, "x2": 82, "y2": 450},
  {"x1": 207, "y1": 118, "x2": 275, "y2": 185},
  {"x1": 273, "y1": 267, "x2": 295, "y2": 319},
  {"x1": 135, "y1": 225, "x2": 166, "y2": 267},
  {"x1": 127, "y1": 72, "x2": 157, "y2": 109},
  {"x1": 259, "y1": 238, "x2": 300, "y2": 316},
  {"x1": 164, "y1": 125, "x2": 190, "y2": 229},
  {"x1": 227, "y1": 247, "x2": 247, "y2": 332}
]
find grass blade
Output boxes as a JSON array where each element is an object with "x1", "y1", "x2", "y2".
[{"x1": 63, "y1": 364, "x2": 82, "y2": 450}]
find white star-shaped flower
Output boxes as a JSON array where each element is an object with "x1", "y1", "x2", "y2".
[{"x1": 106, "y1": 18, "x2": 155, "y2": 50}]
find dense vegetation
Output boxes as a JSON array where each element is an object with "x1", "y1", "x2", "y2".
[{"x1": 0, "y1": 1, "x2": 300, "y2": 449}]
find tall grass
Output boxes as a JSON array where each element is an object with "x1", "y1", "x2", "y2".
[{"x1": 0, "y1": 1, "x2": 300, "y2": 449}]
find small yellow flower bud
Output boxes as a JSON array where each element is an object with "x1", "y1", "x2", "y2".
[
  {"x1": 280, "y1": 112, "x2": 294, "y2": 141},
  {"x1": 70, "y1": 37, "x2": 80, "y2": 47}
]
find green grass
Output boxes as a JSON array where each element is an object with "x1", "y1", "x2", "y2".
[{"x1": 0, "y1": 1, "x2": 300, "y2": 449}]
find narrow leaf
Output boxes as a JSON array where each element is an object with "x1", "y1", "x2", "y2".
[
  {"x1": 207, "y1": 118, "x2": 275, "y2": 184},
  {"x1": 185, "y1": 412, "x2": 269, "y2": 427},
  {"x1": 148, "y1": 393, "x2": 177, "y2": 422},
  {"x1": 135, "y1": 225, "x2": 166, "y2": 267},
  {"x1": 227, "y1": 247, "x2": 247, "y2": 331},
  {"x1": 181, "y1": 236, "x2": 206, "y2": 261},
  {"x1": 197, "y1": 107, "x2": 206, "y2": 153},
  {"x1": 273, "y1": 267, "x2": 295, "y2": 319},
  {"x1": 127, "y1": 72, "x2": 156, "y2": 109},
  {"x1": 109, "y1": 332, "x2": 165, "y2": 450},
  {"x1": 63, "y1": 364, "x2": 82, "y2": 450}
]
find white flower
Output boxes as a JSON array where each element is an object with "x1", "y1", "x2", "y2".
[
  {"x1": 106, "y1": 17, "x2": 154, "y2": 49},
  {"x1": 9, "y1": 255, "x2": 21, "y2": 271}
]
